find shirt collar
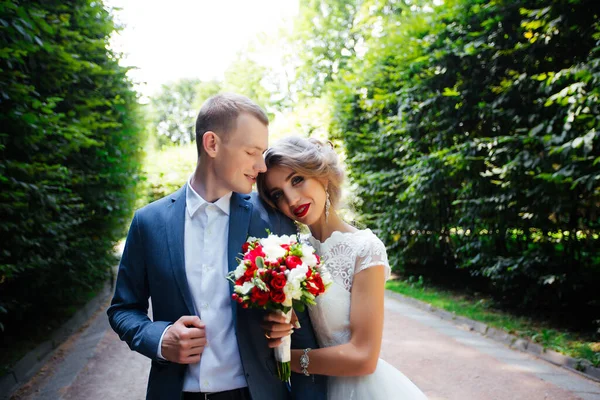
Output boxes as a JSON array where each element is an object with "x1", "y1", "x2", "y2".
[{"x1": 186, "y1": 179, "x2": 232, "y2": 218}]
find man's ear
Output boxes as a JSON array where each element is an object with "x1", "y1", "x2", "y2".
[{"x1": 202, "y1": 131, "x2": 219, "y2": 158}]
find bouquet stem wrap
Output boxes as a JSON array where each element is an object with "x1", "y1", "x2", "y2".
[{"x1": 274, "y1": 309, "x2": 292, "y2": 383}]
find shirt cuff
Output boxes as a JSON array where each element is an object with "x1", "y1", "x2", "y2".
[{"x1": 157, "y1": 324, "x2": 173, "y2": 360}]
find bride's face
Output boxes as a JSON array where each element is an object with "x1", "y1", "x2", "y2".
[{"x1": 263, "y1": 165, "x2": 328, "y2": 226}]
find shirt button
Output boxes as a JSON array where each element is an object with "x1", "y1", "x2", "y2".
[{"x1": 201, "y1": 302, "x2": 209, "y2": 309}]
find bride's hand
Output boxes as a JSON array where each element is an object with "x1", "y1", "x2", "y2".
[{"x1": 260, "y1": 311, "x2": 299, "y2": 348}]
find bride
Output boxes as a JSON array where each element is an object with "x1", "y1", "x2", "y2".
[{"x1": 256, "y1": 136, "x2": 427, "y2": 399}]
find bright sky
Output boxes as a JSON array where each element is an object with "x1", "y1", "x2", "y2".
[{"x1": 105, "y1": 0, "x2": 298, "y2": 97}]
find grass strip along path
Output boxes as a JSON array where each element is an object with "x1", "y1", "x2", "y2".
[{"x1": 386, "y1": 278, "x2": 600, "y2": 368}]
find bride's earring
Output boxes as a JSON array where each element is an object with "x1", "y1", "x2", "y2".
[{"x1": 325, "y1": 189, "x2": 331, "y2": 223}]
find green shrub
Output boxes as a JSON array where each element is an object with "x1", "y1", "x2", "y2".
[
  {"x1": 0, "y1": 0, "x2": 143, "y2": 333},
  {"x1": 331, "y1": 0, "x2": 599, "y2": 327},
  {"x1": 139, "y1": 143, "x2": 196, "y2": 206}
]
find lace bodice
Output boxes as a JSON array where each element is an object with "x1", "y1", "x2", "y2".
[{"x1": 306, "y1": 229, "x2": 391, "y2": 348}]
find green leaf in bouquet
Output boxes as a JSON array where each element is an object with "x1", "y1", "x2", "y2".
[
  {"x1": 252, "y1": 277, "x2": 269, "y2": 292},
  {"x1": 256, "y1": 256, "x2": 265, "y2": 269},
  {"x1": 293, "y1": 300, "x2": 306, "y2": 313}
]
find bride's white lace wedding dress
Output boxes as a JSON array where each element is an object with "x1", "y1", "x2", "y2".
[{"x1": 307, "y1": 229, "x2": 427, "y2": 400}]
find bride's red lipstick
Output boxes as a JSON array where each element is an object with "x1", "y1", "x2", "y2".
[{"x1": 294, "y1": 203, "x2": 310, "y2": 218}]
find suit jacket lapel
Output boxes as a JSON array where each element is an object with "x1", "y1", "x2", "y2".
[
  {"x1": 165, "y1": 184, "x2": 195, "y2": 315},
  {"x1": 228, "y1": 192, "x2": 253, "y2": 325}
]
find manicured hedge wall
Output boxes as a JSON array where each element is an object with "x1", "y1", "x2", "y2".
[
  {"x1": 0, "y1": 0, "x2": 143, "y2": 332},
  {"x1": 332, "y1": 0, "x2": 599, "y2": 323}
]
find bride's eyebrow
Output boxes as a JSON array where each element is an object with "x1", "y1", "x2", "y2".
[
  {"x1": 284, "y1": 171, "x2": 295, "y2": 181},
  {"x1": 268, "y1": 171, "x2": 297, "y2": 195}
]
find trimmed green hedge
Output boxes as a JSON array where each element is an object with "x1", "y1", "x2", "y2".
[
  {"x1": 332, "y1": 0, "x2": 599, "y2": 325},
  {"x1": 140, "y1": 143, "x2": 196, "y2": 206},
  {"x1": 0, "y1": 0, "x2": 143, "y2": 333}
]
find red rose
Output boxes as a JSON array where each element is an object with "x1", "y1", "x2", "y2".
[
  {"x1": 313, "y1": 275, "x2": 325, "y2": 293},
  {"x1": 270, "y1": 274, "x2": 286, "y2": 290},
  {"x1": 259, "y1": 270, "x2": 271, "y2": 280},
  {"x1": 270, "y1": 289, "x2": 286, "y2": 304},
  {"x1": 250, "y1": 286, "x2": 270, "y2": 307},
  {"x1": 281, "y1": 244, "x2": 290, "y2": 251},
  {"x1": 306, "y1": 274, "x2": 325, "y2": 296},
  {"x1": 244, "y1": 265, "x2": 257, "y2": 279},
  {"x1": 306, "y1": 281, "x2": 320, "y2": 296},
  {"x1": 242, "y1": 242, "x2": 250, "y2": 254},
  {"x1": 285, "y1": 255, "x2": 302, "y2": 269},
  {"x1": 236, "y1": 276, "x2": 249, "y2": 286}
]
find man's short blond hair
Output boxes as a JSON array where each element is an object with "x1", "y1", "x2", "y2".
[{"x1": 195, "y1": 93, "x2": 268, "y2": 154}]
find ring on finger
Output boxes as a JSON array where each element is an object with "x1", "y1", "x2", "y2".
[{"x1": 265, "y1": 332, "x2": 271, "y2": 339}]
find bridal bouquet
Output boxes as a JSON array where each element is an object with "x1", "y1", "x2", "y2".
[{"x1": 227, "y1": 233, "x2": 331, "y2": 383}]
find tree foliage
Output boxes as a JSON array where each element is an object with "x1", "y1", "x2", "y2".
[
  {"x1": 147, "y1": 50, "x2": 279, "y2": 148},
  {"x1": 328, "y1": 0, "x2": 599, "y2": 326},
  {"x1": 0, "y1": 0, "x2": 143, "y2": 333},
  {"x1": 149, "y1": 78, "x2": 221, "y2": 147}
]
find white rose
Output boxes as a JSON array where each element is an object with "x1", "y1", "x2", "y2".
[
  {"x1": 261, "y1": 235, "x2": 283, "y2": 248},
  {"x1": 299, "y1": 244, "x2": 318, "y2": 267},
  {"x1": 287, "y1": 264, "x2": 309, "y2": 285},
  {"x1": 235, "y1": 281, "x2": 255, "y2": 295},
  {"x1": 282, "y1": 296, "x2": 293, "y2": 307},
  {"x1": 234, "y1": 261, "x2": 246, "y2": 279},
  {"x1": 283, "y1": 279, "x2": 302, "y2": 301},
  {"x1": 284, "y1": 234, "x2": 299, "y2": 244},
  {"x1": 262, "y1": 243, "x2": 287, "y2": 263}
]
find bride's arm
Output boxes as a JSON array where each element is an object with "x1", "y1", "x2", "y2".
[{"x1": 290, "y1": 265, "x2": 387, "y2": 377}]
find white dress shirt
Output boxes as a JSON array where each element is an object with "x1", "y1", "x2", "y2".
[{"x1": 159, "y1": 182, "x2": 247, "y2": 393}]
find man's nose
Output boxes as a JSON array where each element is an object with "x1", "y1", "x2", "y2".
[{"x1": 256, "y1": 157, "x2": 267, "y2": 173}]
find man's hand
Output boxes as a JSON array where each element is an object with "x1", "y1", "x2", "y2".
[
  {"x1": 260, "y1": 311, "x2": 299, "y2": 348},
  {"x1": 161, "y1": 316, "x2": 207, "y2": 364}
]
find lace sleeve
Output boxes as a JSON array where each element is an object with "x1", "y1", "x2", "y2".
[{"x1": 354, "y1": 233, "x2": 391, "y2": 280}]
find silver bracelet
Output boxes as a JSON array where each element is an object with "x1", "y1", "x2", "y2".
[{"x1": 300, "y1": 348, "x2": 311, "y2": 376}]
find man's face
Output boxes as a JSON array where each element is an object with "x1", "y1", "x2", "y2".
[{"x1": 214, "y1": 113, "x2": 268, "y2": 194}]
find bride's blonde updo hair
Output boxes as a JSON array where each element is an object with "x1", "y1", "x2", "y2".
[{"x1": 257, "y1": 136, "x2": 344, "y2": 210}]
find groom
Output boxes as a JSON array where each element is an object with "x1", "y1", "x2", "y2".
[{"x1": 107, "y1": 93, "x2": 326, "y2": 399}]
